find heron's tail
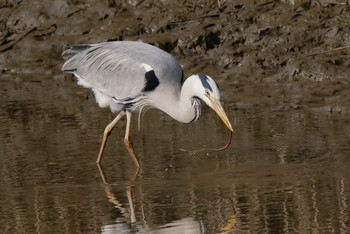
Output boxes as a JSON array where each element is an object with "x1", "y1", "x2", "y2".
[
  {"x1": 61, "y1": 44, "x2": 94, "y2": 60},
  {"x1": 62, "y1": 44, "x2": 97, "y2": 72}
]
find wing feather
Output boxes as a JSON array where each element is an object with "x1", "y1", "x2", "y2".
[{"x1": 62, "y1": 41, "x2": 183, "y2": 103}]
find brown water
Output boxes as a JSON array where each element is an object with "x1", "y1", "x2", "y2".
[{"x1": 1, "y1": 71, "x2": 350, "y2": 233}]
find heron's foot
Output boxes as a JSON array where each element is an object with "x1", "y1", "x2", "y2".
[{"x1": 124, "y1": 137, "x2": 140, "y2": 167}]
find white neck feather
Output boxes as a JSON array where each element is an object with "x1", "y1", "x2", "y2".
[{"x1": 149, "y1": 76, "x2": 201, "y2": 123}]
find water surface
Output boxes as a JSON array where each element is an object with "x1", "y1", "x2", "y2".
[{"x1": 1, "y1": 72, "x2": 350, "y2": 233}]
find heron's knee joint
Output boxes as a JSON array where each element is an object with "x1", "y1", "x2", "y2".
[
  {"x1": 124, "y1": 137, "x2": 132, "y2": 146},
  {"x1": 104, "y1": 126, "x2": 113, "y2": 135}
]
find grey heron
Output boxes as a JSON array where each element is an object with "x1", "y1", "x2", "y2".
[{"x1": 62, "y1": 41, "x2": 233, "y2": 167}]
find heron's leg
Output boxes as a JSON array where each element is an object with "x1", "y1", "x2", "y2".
[
  {"x1": 124, "y1": 110, "x2": 140, "y2": 167},
  {"x1": 96, "y1": 111, "x2": 125, "y2": 164}
]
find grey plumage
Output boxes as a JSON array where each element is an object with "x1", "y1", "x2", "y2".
[{"x1": 62, "y1": 41, "x2": 182, "y2": 113}]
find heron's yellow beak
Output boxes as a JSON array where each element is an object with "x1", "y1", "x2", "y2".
[{"x1": 208, "y1": 97, "x2": 233, "y2": 132}]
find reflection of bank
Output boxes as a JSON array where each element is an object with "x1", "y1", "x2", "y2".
[{"x1": 97, "y1": 165, "x2": 206, "y2": 233}]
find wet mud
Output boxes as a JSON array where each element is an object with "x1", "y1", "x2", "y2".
[
  {"x1": 2, "y1": 0, "x2": 350, "y2": 233},
  {"x1": 1, "y1": 0, "x2": 350, "y2": 110}
]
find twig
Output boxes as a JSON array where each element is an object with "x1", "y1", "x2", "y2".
[
  {"x1": 135, "y1": 0, "x2": 146, "y2": 7},
  {"x1": 170, "y1": 13, "x2": 220, "y2": 25},
  {"x1": 0, "y1": 27, "x2": 36, "y2": 52},
  {"x1": 305, "y1": 45, "x2": 350, "y2": 56}
]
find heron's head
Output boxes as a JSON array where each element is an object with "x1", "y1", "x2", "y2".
[{"x1": 190, "y1": 74, "x2": 233, "y2": 132}]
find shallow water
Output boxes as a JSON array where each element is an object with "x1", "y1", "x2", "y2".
[{"x1": 1, "y1": 72, "x2": 350, "y2": 233}]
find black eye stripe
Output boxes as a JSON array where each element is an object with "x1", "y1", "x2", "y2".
[{"x1": 198, "y1": 74, "x2": 213, "y2": 92}]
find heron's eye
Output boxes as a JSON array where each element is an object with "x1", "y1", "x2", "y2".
[{"x1": 205, "y1": 90, "x2": 210, "y2": 96}]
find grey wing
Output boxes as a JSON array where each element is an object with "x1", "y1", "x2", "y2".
[{"x1": 62, "y1": 42, "x2": 150, "y2": 104}]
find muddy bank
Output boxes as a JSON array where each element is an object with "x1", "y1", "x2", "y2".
[{"x1": 1, "y1": 0, "x2": 350, "y2": 111}]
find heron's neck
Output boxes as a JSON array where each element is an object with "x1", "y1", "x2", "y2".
[{"x1": 154, "y1": 78, "x2": 201, "y2": 123}]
